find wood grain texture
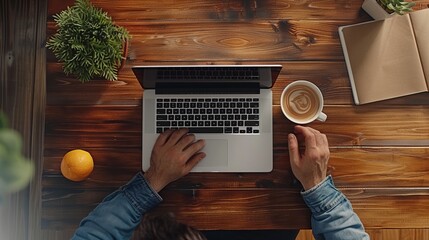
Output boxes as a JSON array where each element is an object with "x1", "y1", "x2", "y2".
[
  {"x1": 42, "y1": 0, "x2": 429, "y2": 236},
  {"x1": 40, "y1": 227, "x2": 429, "y2": 240},
  {"x1": 42, "y1": 147, "x2": 429, "y2": 190},
  {"x1": 47, "y1": 20, "x2": 348, "y2": 62},
  {"x1": 41, "y1": 186, "x2": 429, "y2": 230},
  {"x1": 46, "y1": 61, "x2": 429, "y2": 106},
  {"x1": 1, "y1": 0, "x2": 47, "y2": 240},
  {"x1": 47, "y1": 0, "x2": 371, "y2": 21},
  {"x1": 44, "y1": 105, "x2": 429, "y2": 148},
  {"x1": 298, "y1": 229, "x2": 429, "y2": 240}
]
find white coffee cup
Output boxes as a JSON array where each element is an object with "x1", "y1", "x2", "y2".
[{"x1": 280, "y1": 80, "x2": 327, "y2": 124}]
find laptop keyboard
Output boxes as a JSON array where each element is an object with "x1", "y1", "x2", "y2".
[{"x1": 156, "y1": 97, "x2": 260, "y2": 135}]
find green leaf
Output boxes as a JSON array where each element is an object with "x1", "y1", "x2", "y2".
[{"x1": 378, "y1": 0, "x2": 415, "y2": 15}]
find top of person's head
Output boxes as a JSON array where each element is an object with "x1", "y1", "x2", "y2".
[{"x1": 141, "y1": 212, "x2": 207, "y2": 240}]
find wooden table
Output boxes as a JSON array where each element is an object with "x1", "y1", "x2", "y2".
[{"x1": 43, "y1": 0, "x2": 429, "y2": 236}]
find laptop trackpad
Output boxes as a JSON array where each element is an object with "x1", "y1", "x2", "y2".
[{"x1": 197, "y1": 139, "x2": 228, "y2": 167}]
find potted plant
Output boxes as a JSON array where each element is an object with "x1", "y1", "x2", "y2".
[
  {"x1": 362, "y1": 0, "x2": 415, "y2": 20},
  {"x1": 47, "y1": 0, "x2": 130, "y2": 82}
]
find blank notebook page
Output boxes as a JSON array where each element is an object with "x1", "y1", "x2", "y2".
[
  {"x1": 341, "y1": 14, "x2": 427, "y2": 104},
  {"x1": 410, "y1": 8, "x2": 429, "y2": 86}
]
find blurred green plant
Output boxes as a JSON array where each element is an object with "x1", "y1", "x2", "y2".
[
  {"x1": 377, "y1": 0, "x2": 415, "y2": 15},
  {"x1": 46, "y1": 0, "x2": 130, "y2": 82},
  {"x1": 0, "y1": 111, "x2": 34, "y2": 201}
]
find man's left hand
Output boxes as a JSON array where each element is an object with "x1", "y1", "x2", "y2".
[{"x1": 144, "y1": 129, "x2": 206, "y2": 192}]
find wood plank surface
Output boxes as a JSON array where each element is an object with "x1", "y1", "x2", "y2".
[
  {"x1": 44, "y1": 105, "x2": 429, "y2": 149},
  {"x1": 42, "y1": 147, "x2": 429, "y2": 190},
  {"x1": 47, "y1": 0, "x2": 371, "y2": 21},
  {"x1": 42, "y1": 0, "x2": 429, "y2": 237},
  {"x1": 46, "y1": 20, "x2": 349, "y2": 62},
  {"x1": 1, "y1": 0, "x2": 47, "y2": 240},
  {"x1": 298, "y1": 228, "x2": 429, "y2": 240},
  {"x1": 41, "y1": 187, "x2": 429, "y2": 230},
  {"x1": 46, "y1": 62, "x2": 429, "y2": 106}
]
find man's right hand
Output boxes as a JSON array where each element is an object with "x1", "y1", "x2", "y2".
[{"x1": 288, "y1": 125, "x2": 330, "y2": 191}]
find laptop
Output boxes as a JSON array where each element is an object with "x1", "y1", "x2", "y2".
[{"x1": 132, "y1": 65, "x2": 282, "y2": 172}]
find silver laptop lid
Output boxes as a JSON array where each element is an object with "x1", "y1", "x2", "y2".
[{"x1": 132, "y1": 65, "x2": 282, "y2": 91}]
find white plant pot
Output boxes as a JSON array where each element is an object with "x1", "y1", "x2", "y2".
[{"x1": 362, "y1": 0, "x2": 394, "y2": 20}]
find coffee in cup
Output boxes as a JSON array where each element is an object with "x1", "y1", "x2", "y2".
[{"x1": 280, "y1": 80, "x2": 327, "y2": 124}]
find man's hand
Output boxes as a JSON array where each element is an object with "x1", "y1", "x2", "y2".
[
  {"x1": 144, "y1": 129, "x2": 206, "y2": 192},
  {"x1": 288, "y1": 125, "x2": 330, "y2": 191}
]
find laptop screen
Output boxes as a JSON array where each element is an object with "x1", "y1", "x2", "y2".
[{"x1": 132, "y1": 65, "x2": 282, "y2": 90}]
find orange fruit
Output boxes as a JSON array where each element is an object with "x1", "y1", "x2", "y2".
[{"x1": 61, "y1": 149, "x2": 94, "y2": 182}]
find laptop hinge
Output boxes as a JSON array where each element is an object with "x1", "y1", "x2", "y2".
[{"x1": 155, "y1": 82, "x2": 260, "y2": 94}]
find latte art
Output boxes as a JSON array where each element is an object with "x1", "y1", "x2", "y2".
[
  {"x1": 290, "y1": 92, "x2": 313, "y2": 114},
  {"x1": 283, "y1": 86, "x2": 320, "y2": 121}
]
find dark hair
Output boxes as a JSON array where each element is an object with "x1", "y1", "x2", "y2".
[{"x1": 140, "y1": 212, "x2": 207, "y2": 240}]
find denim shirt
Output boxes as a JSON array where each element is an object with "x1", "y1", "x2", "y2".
[
  {"x1": 72, "y1": 172, "x2": 162, "y2": 240},
  {"x1": 72, "y1": 173, "x2": 369, "y2": 240},
  {"x1": 302, "y1": 175, "x2": 370, "y2": 240}
]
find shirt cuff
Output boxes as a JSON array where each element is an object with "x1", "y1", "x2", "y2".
[
  {"x1": 301, "y1": 175, "x2": 345, "y2": 214},
  {"x1": 122, "y1": 172, "x2": 163, "y2": 215}
]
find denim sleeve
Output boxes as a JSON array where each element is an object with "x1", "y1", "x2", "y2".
[
  {"x1": 301, "y1": 176, "x2": 370, "y2": 240},
  {"x1": 72, "y1": 171, "x2": 163, "y2": 240}
]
